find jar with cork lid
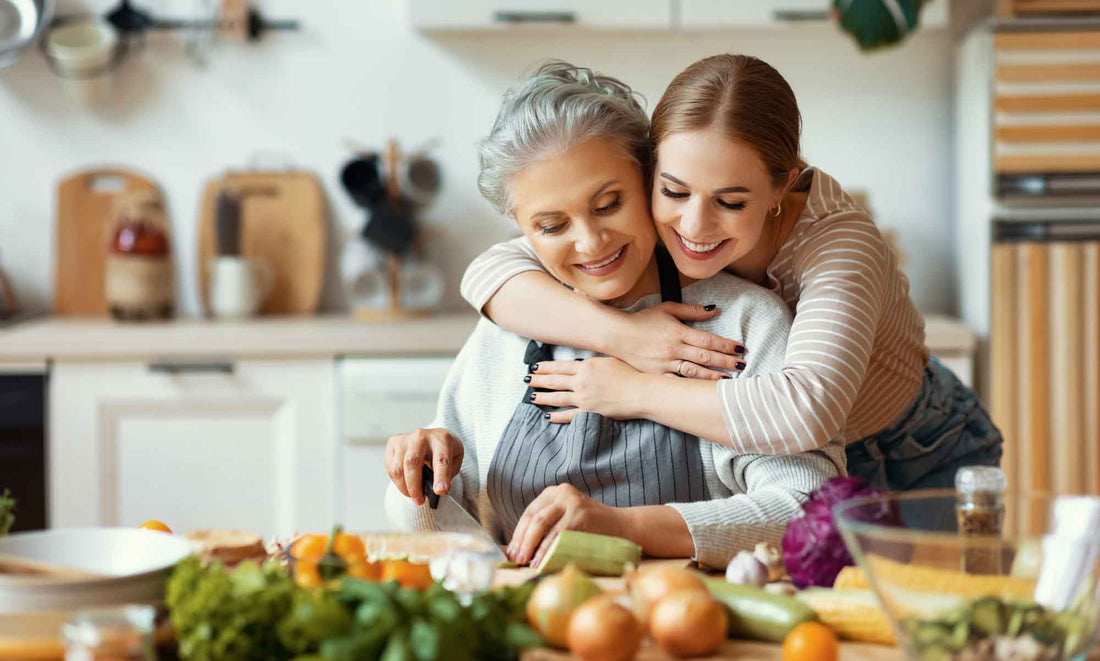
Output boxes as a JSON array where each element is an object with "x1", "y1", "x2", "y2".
[{"x1": 955, "y1": 465, "x2": 1007, "y2": 574}]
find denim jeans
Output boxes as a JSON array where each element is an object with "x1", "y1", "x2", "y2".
[{"x1": 846, "y1": 357, "x2": 1003, "y2": 493}]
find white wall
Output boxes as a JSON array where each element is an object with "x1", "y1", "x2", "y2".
[{"x1": 0, "y1": 0, "x2": 957, "y2": 317}]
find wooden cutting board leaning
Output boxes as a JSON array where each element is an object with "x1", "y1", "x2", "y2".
[
  {"x1": 198, "y1": 170, "x2": 326, "y2": 316},
  {"x1": 54, "y1": 168, "x2": 161, "y2": 316}
]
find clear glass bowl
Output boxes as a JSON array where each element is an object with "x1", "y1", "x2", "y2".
[{"x1": 834, "y1": 490, "x2": 1100, "y2": 661}]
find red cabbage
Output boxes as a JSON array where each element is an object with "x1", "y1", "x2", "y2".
[{"x1": 781, "y1": 477, "x2": 897, "y2": 588}]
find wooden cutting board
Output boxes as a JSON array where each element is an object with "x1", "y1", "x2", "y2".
[
  {"x1": 198, "y1": 171, "x2": 326, "y2": 316},
  {"x1": 54, "y1": 169, "x2": 161, "y2": 316}
]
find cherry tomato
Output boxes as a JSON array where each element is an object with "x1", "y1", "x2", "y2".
[
  {"x1": 333, "y1": 533, "x2": 367, "y2": 560},
  {"x1": 139, "y1": 520, "x2": 172, "y2": 534},
  {"x1": 291, "y1": 534, "x2": 328, "y2": 560}
]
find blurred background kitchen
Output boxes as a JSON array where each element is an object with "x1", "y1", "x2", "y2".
[{"x1": 0, "y1": 0, "x2": 1095, "y2": 537}]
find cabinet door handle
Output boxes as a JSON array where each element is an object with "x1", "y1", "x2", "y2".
[
  {"x1": 147, "y1": 361, "x2": 235, "y2": 374},
  {"x1": 773, "y1": 9, "x2": 830, "y2": 22},
  {"x1": 493, "y1": 10, "x2": 576, "y2": 24}
]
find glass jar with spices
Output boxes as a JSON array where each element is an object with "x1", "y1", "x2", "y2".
[
  {"x1": 61, "y1": 605, "x2": 155, "y2": 661},
  {"x1": 955, "y1": 466, "x2": 1006, "y2": 574},
  {"x1": 104, "y1": 191, "x2": 174, "y2": 321}
]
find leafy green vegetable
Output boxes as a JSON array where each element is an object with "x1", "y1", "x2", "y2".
[
  {"x1": 166, "y1": 556, "x2": 297, "y2": 661},
  {"x1": 0, "y1": 488, "x2": 15, "y2": 536},
  {"x1": 165, "y1": 557, "x2": 542, "y2": 661}
]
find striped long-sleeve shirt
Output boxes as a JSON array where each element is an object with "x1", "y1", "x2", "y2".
[{"x1": 459, "y1": 167, "x2": 930, "y2": 454}]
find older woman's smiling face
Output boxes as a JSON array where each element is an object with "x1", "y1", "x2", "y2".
[{"x1": 509, "y1": 139, "x2": 656, "y2": 303}]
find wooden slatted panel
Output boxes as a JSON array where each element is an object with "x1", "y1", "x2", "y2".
[
  {"x1": 1086, "y1": 243, "x2": 1100, "y2": 496},
  {"x1": 996, "y1": 63, "x2": 1100, "y2": 83},
  {"x1": 1011, "y1": 0, "x2": 1100, "y2": 14},
  {"x1": 990, "y1": 244, "x2": 1019, "y2": 533},
  {"x1": 995, "y1": 153, "x2": 1100, "y2": 173},
  {"x1": 1050, "y1": 242, "x2": 1087, "y2": 494},
  {"x1": 1020, "y1": 244, "x2": 1051, "y2": 498},
  {"x1": 995, "y1": 94, "x2": 1100, "y2": 113},
  {"x1": 995, "y1": 31, "x2": 1100, "y2": 50},
  {"x1": 995, "y1": 125, "x2": 1100, "y2": 143}
]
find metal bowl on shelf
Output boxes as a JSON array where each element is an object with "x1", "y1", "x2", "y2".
[{"x1": 0, "y1": 0, "x2": 54, "y2": 68}]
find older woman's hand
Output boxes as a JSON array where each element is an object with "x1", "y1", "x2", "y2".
[
  {"x1": 612, "y1": 302, "x2": 747, "y2": 380},
  {"x1": 385, "y1": 428, "x2": 464, "y2": 506},
  {"x1": 507, "y1": 484, "x2": 625, "y2": 568}
]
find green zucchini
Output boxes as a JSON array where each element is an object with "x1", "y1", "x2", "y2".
[{"x1": 704, "y1": 578, "x2": 818, "y2": 643}]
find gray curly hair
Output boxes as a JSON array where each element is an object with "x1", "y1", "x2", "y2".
[{"x1": 477, "y1": 61, "x2": 651, "y2": 216}]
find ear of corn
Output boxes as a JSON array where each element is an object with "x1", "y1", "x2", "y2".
[
  {"x1": 796, "y1": 588, "x2": 897, "y2": 645},
  {"x1": 833, "y1": 565, "x2": 869, "y2": 591},
  {"x1": 863, "y1": 556, "x2": 1037, "y2": 601},
  {"x1": 535, "y1": 530, "x2": 642, "y2": 576}
]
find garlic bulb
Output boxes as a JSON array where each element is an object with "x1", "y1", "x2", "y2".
[
  {"x1": 725, "y1": 550, "x2": 768, "y2": 587},
  {"x1": 753, "y1": 542, "x2": 785, "y2": 582}
]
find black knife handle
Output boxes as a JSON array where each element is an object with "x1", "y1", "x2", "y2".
[{"x1": 421, "y1": 465, "x2": 441, "y2": 509}]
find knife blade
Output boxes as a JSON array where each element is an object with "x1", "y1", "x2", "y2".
[{"x1": 421, "y1": 466, "x2": 506, "y2": 563}]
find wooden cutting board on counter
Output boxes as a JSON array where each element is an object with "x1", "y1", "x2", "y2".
[
  {"x1": 198, "y1": 170, "x2": 326, "y2": 316},
  {"x1": 54, "y1": 168, "x2": 161, "y2": 316}
]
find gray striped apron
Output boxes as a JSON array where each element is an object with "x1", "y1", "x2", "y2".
[{"x1": 486, "y1": 247, "x2": 710, "y2": 539}]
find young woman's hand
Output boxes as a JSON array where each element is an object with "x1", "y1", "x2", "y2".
[
  {"x1": 507, "y1": 484, "x2": 625, "y2": 567},
  {"x1": 526, "y1": 357, "x2": 644, "y2": 423},
  {"x1": 611, "y1": 302, "x2": 746, "y2": 379},
  {"x1": 384, "y1": 428, "x2": 464, "y2": 506}
]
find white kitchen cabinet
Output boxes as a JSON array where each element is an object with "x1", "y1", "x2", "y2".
[
  {"x1": 338, "y1": 357, "x2": 454, "y2": 532},
  {"x1": 678, "y1": 0, "x2": 947, "y2": 29},
  {"x1": 409, "y1": 0, "x2": 673, "y2": 31},
  {"x1": 49, "y1": 359, "x2": 335, "y2": 538}
]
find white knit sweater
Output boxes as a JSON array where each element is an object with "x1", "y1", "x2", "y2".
[{"x1": 385, "y1": 271, "x2": 847, "y2": 569}]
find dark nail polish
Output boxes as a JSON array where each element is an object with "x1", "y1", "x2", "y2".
[
  {"x1": 544, "y1": 413, "x2": 551, "y2": 420},
  {"x1": 529, "y1": 392, "x2": 537, "y2": 401},
  {"x1": 703, "y1": 304, "x2": 716, "y2": 311},
  {"x1": 575, "y1": 358, "x2": 584, "y2": 361},
  {"x1": 524, "y1": 375, "x2": 532, "y2": 383},
  {"x1": 735, "y1": 361, "x2": 746, "y2": 371},
  {"x1": 734, "y1": 345, "x2": 746, "y2": 355},
  {"x1": 720, "y1": 375, "x2": 732, "y2": 380},
  {"x1": 531, "y1": 363, "x2": 539, "y2": 372}
]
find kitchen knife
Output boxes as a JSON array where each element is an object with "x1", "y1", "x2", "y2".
[{"x1": 421, "y1": 466, "x2": 506, "y2": 563}]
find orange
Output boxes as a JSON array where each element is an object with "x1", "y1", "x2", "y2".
[
  {"x1": 379, "y1": 560, "x2": 433, "y2": 590},
  {"x1": 291, "y1": 534, "x2": 328, "y2": 560},
  {"x1": 332, "y1": 532, "x2": 366, "y2": 560},
  {"x1": 139, "y1": 520, "x2": 172, "y2": 534},
  {"x1": 347, "y1": 559, "x2": 381, "y2": 581},
  {"x1": 295, "y1": 560, "x2": 322, "y2": 588},
  {"x1": 782, "y1": 622, "x2": 839, "y2": 661}
]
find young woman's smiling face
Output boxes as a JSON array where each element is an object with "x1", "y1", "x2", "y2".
[
  {"x1": 652, "y1": 126, "x2": 787, "y2": 279},
  {"x1": 510, "y1": 139, "x2": 656, "y2": 303}
]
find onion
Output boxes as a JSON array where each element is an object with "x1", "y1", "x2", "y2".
[
  {"x1": 649, "y1": 590, "x2": 728, "y2": 658},
  {"x1": 629, "y1": 565, "x2": 708, "y2": 623},
  {"x1": 526, "y1": 564, "x2": 602, "y2": 648},
  {"x1": 567, "y1": 594, "x2": 642, "y2": 661}
]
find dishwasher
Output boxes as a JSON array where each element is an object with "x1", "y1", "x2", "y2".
[{"x1": 337, "y1": 357, "x2": 454, "y2": 532}]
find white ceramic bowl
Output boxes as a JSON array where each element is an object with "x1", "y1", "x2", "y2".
[
  {"x1": 0, "y1": 528, "x2": 193, "y2": 613},
  {"x1": 43, "y1": 17, "x2": 118, "y2": 77}
]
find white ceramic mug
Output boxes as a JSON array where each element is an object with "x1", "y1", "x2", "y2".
[{"x1": 207, "y1": 257, "x2": 273, "y2": 319}]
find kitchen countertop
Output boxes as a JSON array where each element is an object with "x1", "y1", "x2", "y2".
[{"x1": 0, "y1": 313, "x2": 974, "y2": 363}]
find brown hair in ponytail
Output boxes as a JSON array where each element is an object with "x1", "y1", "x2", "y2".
[{"x1": 650, "y1": 54, "x2": 803, "y2": 187}]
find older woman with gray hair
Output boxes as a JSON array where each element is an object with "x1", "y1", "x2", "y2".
[{"x1": 383, "y1": 61, "x2": 845, "y2": 570}]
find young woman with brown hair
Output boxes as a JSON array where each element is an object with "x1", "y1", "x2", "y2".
[{"x1": 460, "y1": 54, "x2": 1001, "y2": 491}]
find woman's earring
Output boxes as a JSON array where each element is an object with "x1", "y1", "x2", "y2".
[{"x1": 771, "y1": 202, "x2": 783, "y2": 218}]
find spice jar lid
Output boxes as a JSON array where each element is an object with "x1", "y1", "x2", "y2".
[{"x1": 955, "y1": 466, "x2": 1006, "y2": 495}]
